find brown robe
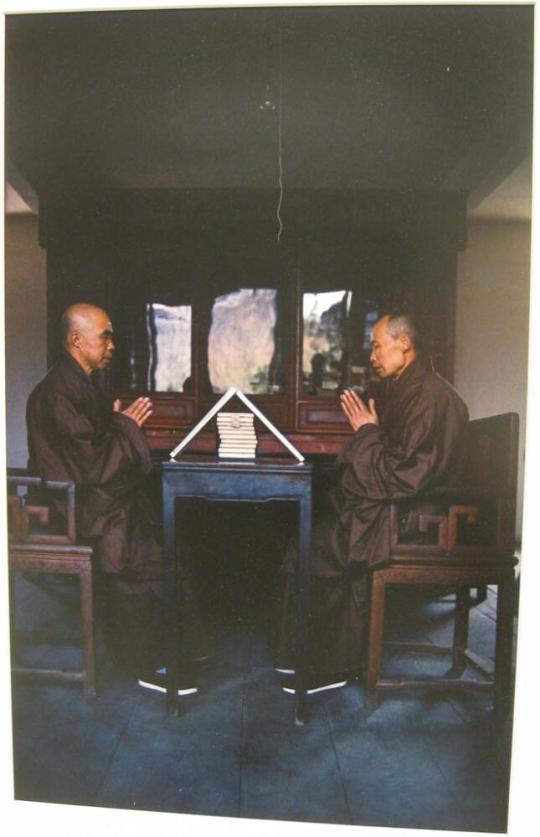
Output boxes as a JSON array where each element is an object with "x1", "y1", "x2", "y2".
[
  {"x1": 275, "y1": 357, "x2": 469, "y2": 679},
  {"x1": 26, "y1": 352, "x2": 207, "y2": 672},
  {"x1": 26, "y1": 352, "x2": 162, "y2": 588}
]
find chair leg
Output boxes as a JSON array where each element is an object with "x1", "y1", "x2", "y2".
[
  {"x1": 450, "y1": 586, "x2": 470, "y2": 676},
  {"x1": 493, "y1": 575, "x2": 515, "y2": 725},
  {"x1": 365, "y1": 572, "x2": 386, "y2": 712},
  {"x1": 79, "y1": 567, "x2": 97, "y2": 698},
  {"x1": 473, "y1": 585, "x2": 488, "y2": 605}
]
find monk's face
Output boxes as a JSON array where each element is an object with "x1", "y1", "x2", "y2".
[
  {"x1": 370, "y1": 317, "x2": 409, "y2": 379},
  {"x1": 76, "y1": 308, "x2": 115, "y2": 373}
]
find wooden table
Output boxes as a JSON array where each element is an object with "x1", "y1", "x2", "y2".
[{"x1": 161, "y1": 455, "x2": 313, "y2": 724}]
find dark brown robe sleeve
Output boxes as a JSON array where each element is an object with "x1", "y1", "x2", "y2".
[
  {"x1": 43, "y1": 389, "x2": 152, "y2": 489},
  {"x1": 337, "y1": 398, "x2": 448, "y2": 504}
]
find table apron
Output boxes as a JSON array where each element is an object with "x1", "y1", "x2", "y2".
[{"x1": 162, "y1": 473, "x2": 311, "y2": 503}]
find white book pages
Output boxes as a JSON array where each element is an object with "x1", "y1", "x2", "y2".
[
  {"x1": 217, "y1": 413, "x2": 254, "y2": 422},
  {"x1": 219, "y1": 452, "x2": 255, "y2": 459},
  {"x1": 218, "y1": 428, "x2": 257, "y2": 435},
  {"x1": 219, "y1": 445, "x2": 257, "y2": 451},
  {"x1": 218, "y1": 432, "x2": 255, "y2": 438},
  {"x1": 219, "y1": 437, "x2": 257, "y2": 443},
  {"x1": 217, "y1": 422, "x2": 254, "y2": 428},
  {"x1": 219, "y1": 444, "x2": 257, "y2": 450}
]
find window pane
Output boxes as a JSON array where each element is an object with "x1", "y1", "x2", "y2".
[
  {"x1": 146, "y1": 303, "x2": 192, "y2": 393},
  {"x1": 302, "y1": 290, "x2": 351, "y2": 394},
  {"x1": 363, "y1": 307, "x2": 379, "y2": 351},
  {"x1": 208, "y1": 288, "x2": 283, "y2": 394}
]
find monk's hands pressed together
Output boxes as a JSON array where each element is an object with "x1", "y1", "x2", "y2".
[
  {"x1": 114, "y1": 397, "x2": 153, "y2": 427},
  {"x1": 340, "y1": 389, "x2": 379, "y2": 432}
]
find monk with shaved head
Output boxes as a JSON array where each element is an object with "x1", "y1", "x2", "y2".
[
  {"x1": 275, "y1": 312, "x2": 469, "y2": 695},
  {"x1": 26, "y1": 303, "x2": 205, "y2": 694}
]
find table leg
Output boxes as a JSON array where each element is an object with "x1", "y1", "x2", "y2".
[{"x1": 295, "y1": 492, "x2": 311, "y2": 725}]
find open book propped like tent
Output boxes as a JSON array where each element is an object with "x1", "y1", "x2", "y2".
[{"x1": 169, "y1": 387, "x2": 305, "y2": 463}]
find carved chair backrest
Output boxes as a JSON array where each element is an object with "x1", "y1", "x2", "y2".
[
  {"x1": 7, "y1": 475, "x2": 77, "y2": 545},
  {"x1": 462, "y1": 413, "x2": 520, "y2": 500}
]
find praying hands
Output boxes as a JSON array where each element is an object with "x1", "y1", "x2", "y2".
[
  {"x1": 340, "y1": 388, "x2": 379, "y2": 432},
  {"x1": 114, "y1": 396, "x2": 154, "y2": 428}
]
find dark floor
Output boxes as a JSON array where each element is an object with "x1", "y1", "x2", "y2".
[{"x1": 9, "y1": 570, "x2": 515, "y2": 834}]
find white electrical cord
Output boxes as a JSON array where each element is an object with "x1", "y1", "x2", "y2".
[{"x1": 276, "y1": 30, "x2": 284, "y2": 245}]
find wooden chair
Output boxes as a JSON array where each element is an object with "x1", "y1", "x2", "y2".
[
  {"x1": 7, "y1": 475, "x2": 97, "y2": 697},
  {"x1": 365, "y1": 413, "x2": 519, "y2": 721}
]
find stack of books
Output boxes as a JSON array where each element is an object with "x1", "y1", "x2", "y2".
[{"x1": 216, "y1": 411, "x2": 257, "y2": 459}]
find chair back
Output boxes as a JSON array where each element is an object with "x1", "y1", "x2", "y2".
[
  {"x1": 462, "y1": 413, "x2": 519, "y2": 499},
  {"x1": 7, "y1": 474, "x2": 77, "y2": 545},
  {"x1": 460, "y1": 413, "x2": 519, "y2": 553}
]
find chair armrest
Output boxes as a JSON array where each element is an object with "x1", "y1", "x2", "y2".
[
  {"x1": 420, "y1": 484, "x2": 510, "y2": 503},
  {"x1": 390, "y1": 486, "x2": 515, "y2": 556}
]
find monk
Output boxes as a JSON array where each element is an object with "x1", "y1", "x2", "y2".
[
  {"x1": 274, "y1": 312, "x2": 469, "y2": 694},
  {"x1": 26, "y1": 303, "x2": 204, "y2": 693}
]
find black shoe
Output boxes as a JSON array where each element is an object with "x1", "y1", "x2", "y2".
[{"x1": 137, "y1": 668, "x2": 198, "y2": 696}]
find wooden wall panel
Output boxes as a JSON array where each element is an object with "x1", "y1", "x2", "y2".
[{"x1": 42, "y1": 187, "x2": 465, "y2": 456}]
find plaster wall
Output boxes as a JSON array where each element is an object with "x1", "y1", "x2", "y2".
[
  {"x1": 5, "y1": 214, "x2": 47, "y2": 467},
  {"x1": 454, "y1": 219, "x2": 530, "y2": 536}
]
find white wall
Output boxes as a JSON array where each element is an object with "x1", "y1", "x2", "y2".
[
  {"x1": 454, "y1": 219, "x2": 531, "y2": 536},
  {"x1": 4, "y1": 214, "x2": 47, "y2": 468}
]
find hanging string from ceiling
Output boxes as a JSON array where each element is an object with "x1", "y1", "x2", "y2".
[{"x1": 276, "y1": 25, "x2": 284, "y2": 245}]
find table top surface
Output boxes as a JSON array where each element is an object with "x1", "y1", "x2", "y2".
[{"x1": 162, "y1": 455, "x2": 312, "y2": 474}]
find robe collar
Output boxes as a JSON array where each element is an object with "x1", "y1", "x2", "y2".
[
  {"x1": 390, "y1": 354, "x2": 431, "y2": 391},
  {"x1": 57, "y1": 350, "x2": 113, "y2": 428},
  {"x1": 376, "y1": 355, "x2": 431, "y2": 428},
  {"x1": 57, "y1": 350, "x2": 102, "y2": 395}
]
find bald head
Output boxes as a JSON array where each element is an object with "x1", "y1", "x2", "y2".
[
  {"x1": 62, "y1": 303, "x2": 115, "y2": 374},
  {"x1": 370, "y1": 313, "x2": 418, "y2": 379},
  {"x1": 62, "y1": 304, "x2": 108, "y2": 343}
]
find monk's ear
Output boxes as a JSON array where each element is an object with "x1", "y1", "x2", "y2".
[
  {"x1": 399, "y1": 333, "x2": 413, "y2": 353},
  {"x1": 69, "y1": 330, "x2": 83, "y2": 349}
]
